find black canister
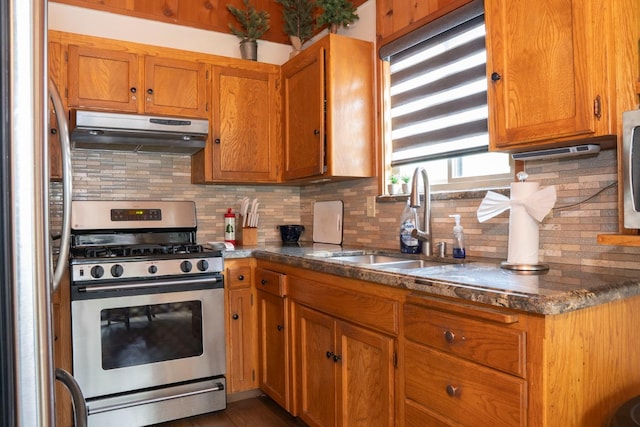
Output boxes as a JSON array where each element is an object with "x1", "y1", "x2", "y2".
[{"x1": 278, "y1": 225, "x2": 305, "y2": 243}]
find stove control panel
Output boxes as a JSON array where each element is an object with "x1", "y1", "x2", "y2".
[{"x1": 70, "y1": 256, "x2": 224, "y2": 282}]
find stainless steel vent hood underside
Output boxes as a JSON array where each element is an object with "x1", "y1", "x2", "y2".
[{"x1": 69, "y1": 110, "x2": 209, "y2": 154}]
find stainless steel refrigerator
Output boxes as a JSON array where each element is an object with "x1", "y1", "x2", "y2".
[{"x1": 1, "y1": 1, "x2": 84, "y2": 425}]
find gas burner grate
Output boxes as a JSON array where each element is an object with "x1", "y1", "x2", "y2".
[{"x1": 76, "y1": 244, "x2": 205, "y2": 259}]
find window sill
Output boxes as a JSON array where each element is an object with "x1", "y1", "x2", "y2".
[{"x1": 377, "y1": 186, "x2": 510, "y2": 203}]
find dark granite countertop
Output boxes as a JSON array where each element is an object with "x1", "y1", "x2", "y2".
[{"x1": 220, "y1": 243, "x2": 640, "y2": 315}]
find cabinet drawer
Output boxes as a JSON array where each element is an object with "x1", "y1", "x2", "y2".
[
  {"x1": 404, "y1": 399, "x2": 452, "y2": 427},
  {"x1": 226, "y1": 264, "x2": 252, "y2": 289},
  {"x1": 405, "y1": 342, "x2": 526, "y2": 426},
  {"x1": 256, "y1": 268, "x2": 287, "y2": 297},
  {"x1": 289, "y1": 276, "x2": 398, "y2": 335},
  {"x1": 404, "y1": 303, "x2": 525, "y2": 377}
]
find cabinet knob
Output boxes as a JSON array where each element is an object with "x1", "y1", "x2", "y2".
[
  {"x1": 444, "y1": 330, "x2": 455, "y2": 343},
  {"x1": 490, "y1": 72, "x2": 501, "y2": 82},
  {"x1": 277, "y1": 324, "x2": 284, "y2": 331},
  {"x1": 261, "y1": 279, "x2": 268, "y2": 286},
  {"x1": 214, "y1": 138, "x2": 221, "y2": 144},
  {"x1": 237, "y1": 274, "x2": 244, "y2": 281},
  {"x1": 147, "y1": 88, "x2": 154, "y2": 95},
  {"x1": 326, "y1": 351, "x2": 333, "y2": 359},
  {"x1": 333, "y1": 354, "x2": 342, "y2": 363},
  {"x1": 50, "y1": 128, "x2": 57, "y2": 135},
  {"x1": 232, "y1": 313, "x2": 239, "y2": 320},
  {"x1": 313, "y1": 129, "x2": 320, "y2": 135},
  {"x1": 446, "y1": 384, "x2": 459, "y2": 397},
  {"x1": 130, "y1": 87, "x2": 137, "y2": 94}
]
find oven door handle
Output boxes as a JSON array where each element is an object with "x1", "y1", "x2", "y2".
[
  {"x1": 79, "y1": 276, "x2": 220, "y2": 293},
  {"x1": 88, "y1": 382, "x2": 225, "y2": 415}
]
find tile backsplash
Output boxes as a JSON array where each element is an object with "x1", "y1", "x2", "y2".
[
  {"x1": 302, "y1": 148, "x2": 640, "y2": 270},
  {"x1": 51, "y1": 148, "x2": 640, "y2": 270},
  {"x1": 52, "y1": 150, "x2": 301, "y2": 245}
]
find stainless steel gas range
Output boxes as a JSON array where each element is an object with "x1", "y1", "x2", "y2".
[{"x1": 69, "y1": 200, "x2": 226, "y2": 427}]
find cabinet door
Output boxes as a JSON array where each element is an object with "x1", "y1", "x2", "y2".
[
  {"x1": 144, "y1": 56, "x2": 209, "y2": 118},
  {"x1": 211, "y1": 66, "x2": 279, "y2": 182},
  {"x1": 295, "y1": 305, "x2": 336, "y2": 427},
  {"x1": 226, "y1": 261, "x2": 252, "y2": 290},
  {"x1": 258, "y1": 290, "x2": 290, "y2": 410},
  {"x1": 67, "y1": 45, "x2": 139, "y2": 112},
  {"x1": 282, "y1": 47, "x2": 325, "y2": 180},
  {"x1": 227, "y1": 287, "x2": 258, "y2": 393},
  {"x1": 377, "y1": 0, "x2": 473, "y2": 42},
  {"x1": 336, "y1": 321, "x2": 395, "y2": 427},
  {"x1": 52, "y1": 271, "x2": 72, "y2": 427},
  {"x1": 48, "y1": 41, "x2": 63, "y2": 181},
  {"x1": 485, "y1": 0, "x2": 602, "y2": 150}
]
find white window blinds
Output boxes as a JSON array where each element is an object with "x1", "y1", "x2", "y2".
[{"x1": 380, "y1": 0, "x2": 488, "y2": 167}]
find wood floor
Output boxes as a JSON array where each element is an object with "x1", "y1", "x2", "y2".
[{"x1": 154, "y1": 395, "x2": 307, "y2": 427}]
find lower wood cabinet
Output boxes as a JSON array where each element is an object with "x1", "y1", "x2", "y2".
[
  {"x1": 293, "y1": 303, "x2": 395, "y2": 427},
  {"x1": 224, "y1": 258, "x2": 258, "y2": 394},
  {"x1": 254, "y1": 260, "x2": 640, "y2": 426},
  {"x1": 52, "y1": 270, "x2": 72, "y2": 427},
  {"x1": 402, "y1": 295, "x2": 527, "y2": 426},
  {"x1": 256, "y1": 267, "x2": 292, "y2": 411}
]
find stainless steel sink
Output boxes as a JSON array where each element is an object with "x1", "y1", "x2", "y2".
[
  {"x1": 330, "y1": 254, "x2": 412, "y2": 264},
  {"x1": 329, "y1": 254, "x2": 454, "y2": 269}
]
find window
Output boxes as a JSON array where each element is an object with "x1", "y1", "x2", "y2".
[{"x1": 380, "y1": 0, "x2": 513, "y2": 191}]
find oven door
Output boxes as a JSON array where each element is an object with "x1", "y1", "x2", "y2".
[{"x1": 71, "y1": 277, "x2": 225, "y2": 399}]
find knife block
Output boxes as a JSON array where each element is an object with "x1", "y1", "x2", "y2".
[{"x1": 239, "y1": 227, "x2": 258, "y2": 246}]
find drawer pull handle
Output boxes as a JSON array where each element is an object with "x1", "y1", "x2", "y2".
[
  {"x1": 261, "y1": 279, "x2": 268, "y2": 285},
  {"x1": 237, "y1": 274, "x2": 244, "y2": 281},
  {"x1": 232, "y1": 313, "x2": 239, "y2": 320},
  {"x1": 444, "y1": 330, "x2": 455, "y2": 343},
  {"x1": 446, "y1": 384, "x2": 459, "y2": 397}
]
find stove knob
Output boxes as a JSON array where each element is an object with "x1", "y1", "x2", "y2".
[
  {"x1": 111, "y1": 264, "x2": 124, "y2": 278},
  {"x1": 197, "y1": 260, "x2": 209, "y2": 272},
  {"x1": 90, "y1": 265, "x2": 104, "y2": 279},
  {"x1": 148, "y1": 265, "x2": 158, "y2": 274},
  {"x1": 180, "y1": 260, "x2": 192, "y2": 273}
]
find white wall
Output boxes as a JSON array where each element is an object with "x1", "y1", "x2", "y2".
[{"x1": 48, "y1": 0, "x2": 376, "y2": 65}]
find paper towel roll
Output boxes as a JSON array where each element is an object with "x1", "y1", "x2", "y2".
[{"x1": 507, "y1": 181, "x2": 540, "y2": 265}]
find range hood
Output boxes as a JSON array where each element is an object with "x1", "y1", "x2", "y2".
[{"x1": 69, "y1": 110, "x2": 209, "y2": 154}]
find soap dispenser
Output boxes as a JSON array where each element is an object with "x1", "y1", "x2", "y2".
[
  {"x1": 449, "y1": 214, "x2": 466, "y2": 259},
  {"x1": 400, "y1": 200, "x2": 422, "y2": 254}
]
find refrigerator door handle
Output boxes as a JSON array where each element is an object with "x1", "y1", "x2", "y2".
[
  {"x1": 48, "y1": 79, "x2": 72, "y2": 293},
  {"x1": 55, "y1": 368, "x2": 87, "y2": 427}
]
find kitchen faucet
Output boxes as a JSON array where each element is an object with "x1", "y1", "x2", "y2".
[{"x1": 409, "y1": 167, "x2": 432, "y2": 256}]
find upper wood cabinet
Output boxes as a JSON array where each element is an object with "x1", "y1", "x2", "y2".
[
  {"x1": 67, "y1": 44, "x2": 210, "y2": 118},
  {"x1": 376, "y1": 0, "x2": 473, "y2": 44},
  {"x1": 485, "y1": 0, "x2": 622, "y2": 152},
  {"x1": 48, "y1": 41, "x2": 63, "y2": 181},
  {"x1": 192, "y1": 64, "x2": 281, "y2": 183},
  {"x1": 67, "y1": 45, "x2": 139, "y2": 112},
  {"x1": 281, "y1": 34, "x2": 375, "y2": 182},
  {"x1": 143, "y1": 56, "x2": 210, "y2": 118}
]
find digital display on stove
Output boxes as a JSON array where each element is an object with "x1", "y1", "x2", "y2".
[{"x1": 110, "y1": 208, "x2": 162, "y2": 221}]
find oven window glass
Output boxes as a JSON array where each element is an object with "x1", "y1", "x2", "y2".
[{"x1": 100, "y1": 301, "x2": 203, "y2": 370}]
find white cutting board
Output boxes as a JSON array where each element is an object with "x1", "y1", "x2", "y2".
[{"x1": 313, "y1": 201, "x2": 343, "y2": 245}]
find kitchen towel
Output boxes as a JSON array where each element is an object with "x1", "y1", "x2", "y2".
[{"x1": 477, "y1": 182, "x2": 556, "y2": 265}]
